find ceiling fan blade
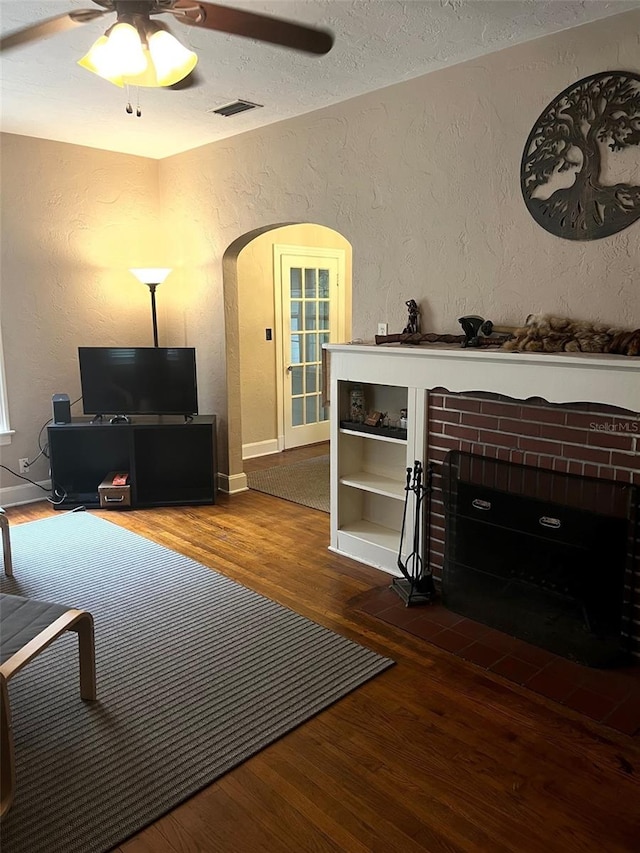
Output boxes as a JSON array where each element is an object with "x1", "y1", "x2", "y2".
[
  {"x1": 0, "y1": 9, "x2": 108, "y2": 52},
  {"x1": 175, "y1": 1, "x2": 333, "y2": 55}
]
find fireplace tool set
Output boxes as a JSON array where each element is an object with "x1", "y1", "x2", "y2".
[{"x1": 392, "y1": 460, "x2": 436, "y2": 606}]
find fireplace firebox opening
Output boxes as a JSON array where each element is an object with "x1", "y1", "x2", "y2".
[{"x1": 442, "y1": 451, "x2": 638, "y2": 668}]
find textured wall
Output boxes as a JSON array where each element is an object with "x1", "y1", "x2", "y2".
[
  {"x1": 2, "y1": 11, "x2": 639, "y2": 493},
  {"x1": 160, "y1": 10, "x2": 640, "y2": 477},
  {"x1": 0, "y1": 134, "x2": 163, "y2": 489}
]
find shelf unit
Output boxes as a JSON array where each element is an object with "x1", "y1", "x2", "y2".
[
  {"x1": 325, "y1": 340, "x2": 640, "y2": 577},
  {"x1": 328, "y1": 352, "x2": 426, "y2": 575},
  {"x1": 47, "y1": 416, "x2": 217, "y2": 509}
]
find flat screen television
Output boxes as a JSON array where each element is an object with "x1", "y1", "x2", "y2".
[{"x1": 78, "y1": 347, "x2": 198, "y2": 416}]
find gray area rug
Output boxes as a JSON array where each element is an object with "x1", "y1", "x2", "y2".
[
  {"x1": 0, "y1": 512, "x2": 392, "y2": 853},
  {"x1": 247, "y1": 454, "x2": 330, "y2": 513}
]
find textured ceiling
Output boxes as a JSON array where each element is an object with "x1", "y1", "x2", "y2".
[{"x1": 1, "y1": 0, "x2": 638, "y2": 159}]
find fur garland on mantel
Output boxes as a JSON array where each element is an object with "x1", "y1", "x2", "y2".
[{"x1": 502, "y1": 314, "x2": 640, "y2": 357}]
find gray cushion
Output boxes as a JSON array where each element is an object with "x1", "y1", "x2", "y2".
[{"x1": 0, "y1": 593, "x2": 71, "y2": 664}]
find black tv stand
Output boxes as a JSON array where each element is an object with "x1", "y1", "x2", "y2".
[{"x1": 47, "y1": 415, "x2": 217, "y2": 510}]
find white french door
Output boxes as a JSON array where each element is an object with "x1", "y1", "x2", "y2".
[{"x1": 275, "y1": 246, "x2": 345, "y2": 449}]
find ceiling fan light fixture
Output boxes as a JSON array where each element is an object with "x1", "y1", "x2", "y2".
[
  {"x1": 77, "y1": 16, "x2": 197, "y2": 89},
  {"x1": 146, "y1": 27, "x2": 198, "y2": 87}
]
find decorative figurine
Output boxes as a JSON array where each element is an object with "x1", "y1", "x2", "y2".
[{"x1": 403, "y1": 299, "x2": 420, "y2": 334}]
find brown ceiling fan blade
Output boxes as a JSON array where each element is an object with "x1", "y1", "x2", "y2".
[
  {"x1": 177, "y1": 1, "x2": 333, "y2": 55},
  {"x1": 0, "y1": 9, "x2": 108, "y2": 52}
]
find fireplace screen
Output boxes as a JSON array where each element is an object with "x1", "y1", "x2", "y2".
[{"x1": 442, "y1": 451, "x2": 637, "y2": 667}]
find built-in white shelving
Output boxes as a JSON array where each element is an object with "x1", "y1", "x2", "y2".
[
  {"x1": 325, "y1": 340, "x2": 639, "y2": 576},
  {"x1": 339, "y1": 471, "x2": 406, "y2": 500},
  {"x1": 327, "y1": 360, "x2": 424, "y2": 574},
  {"x1": 338, "y1": 427, "x2": 407, "y2": 445}
]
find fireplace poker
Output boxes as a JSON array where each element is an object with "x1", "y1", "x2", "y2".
[{"x1": 392, "y1": 460, "x2": 436, "y2": 606}]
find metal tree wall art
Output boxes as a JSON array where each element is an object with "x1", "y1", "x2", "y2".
[{"x1": 521, "y1": 71, "x2": 640, "y2": 240}]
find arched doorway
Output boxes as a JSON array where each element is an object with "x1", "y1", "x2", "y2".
[{"x1": 222, "y1": 223, "x2": 352, "y2": 494}]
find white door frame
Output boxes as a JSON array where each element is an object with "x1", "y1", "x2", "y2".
[{"x1": 273, "y1": 244, "x2": 346, "y2": 451}]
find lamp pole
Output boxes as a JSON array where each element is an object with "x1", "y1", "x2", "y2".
[{"x1": 147, "y1": 283, "x2": 159, "y2": 347}]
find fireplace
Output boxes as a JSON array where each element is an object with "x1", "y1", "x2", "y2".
[
  {"x1": 326, "y1": 341, "x2": 640, "y2": 660},
  {"x1": 441, "y1": 450, "x2": 637, "y2": 667},
  {"x1": 427, "y1": 392, "x2": 640, "y2": 662}
]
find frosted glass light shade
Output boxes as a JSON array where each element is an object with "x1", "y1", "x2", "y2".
[
  {"x1": 130, "y1": 268, "x2": 172, "y2": 285},
  {"x1": 78, "y1": 23, "x2": 146, "y2": 84},
  {"x1": 77, "y1": 35, "x2": 119, "y2": 83},
  {"x1": 147, "y1": 30, "x2": 198, "y2": 87}
]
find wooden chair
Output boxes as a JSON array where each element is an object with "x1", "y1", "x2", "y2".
[
  {"x1": 0, "y1": 594, "x2": 96, "y2": 818},
  {"x1": 0, "y1": 509, "x2": 11, "y2": 577}
]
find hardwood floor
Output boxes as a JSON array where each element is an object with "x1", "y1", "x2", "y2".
[
  {"x1": 243, "y1": 441, "x2": 329, "y2": 472},
  {"x1": 5, "y1": 460, "x2": 640, "y2": 852}
]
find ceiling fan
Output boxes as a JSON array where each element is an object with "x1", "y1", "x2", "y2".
[{"x1": 0, "y1": 0, "x2": 334, "y2": 89}]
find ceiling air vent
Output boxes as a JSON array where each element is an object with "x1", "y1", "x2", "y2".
[{"x1": 209, "y1": 100, "x2": 263, "y2": 117}]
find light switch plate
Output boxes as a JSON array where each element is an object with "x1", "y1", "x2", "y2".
[{"x1": 377, "y1": 323, "x2": 388, "y2": 336}]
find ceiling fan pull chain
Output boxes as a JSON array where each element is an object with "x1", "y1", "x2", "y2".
[
  {"x1": 125, "y1": 83, "x2": 133, "y2": 115},
  {"x1": 136, "y1": 87, "x2": 141, "y2": 118}
]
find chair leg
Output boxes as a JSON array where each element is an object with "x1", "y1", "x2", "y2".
[
  {"x1": 0, "y1": 511, "x2": 12, "y2": 578},
  {"x1": 0, "y1": 675, "x2": 16, "y2": 820},
  {"x1": 72, "y1": 612, "x2": 97, "y2": 701}
]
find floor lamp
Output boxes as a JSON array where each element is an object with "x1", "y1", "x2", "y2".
[{"x1": 129, "y1": 268, "x2": 171, "y2": 347}]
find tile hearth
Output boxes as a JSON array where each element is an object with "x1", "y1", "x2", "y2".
[{"x1": 353, "y1": 585, "x2": 640, "y2": 737}]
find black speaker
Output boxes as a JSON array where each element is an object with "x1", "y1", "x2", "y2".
[{"x1": 52, "y1": 393, "x2": 71, "y2": 424}]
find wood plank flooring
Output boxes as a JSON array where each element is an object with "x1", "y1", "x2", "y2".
[{"x1": 4, "y1": 449, "x2": 640, "y2": 852}]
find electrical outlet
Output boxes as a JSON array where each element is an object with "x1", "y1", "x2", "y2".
[
  {"x1": 19, "y1": 458, "x2": 30, "y2": 474},
  {"x1": 377, "y1": 323, "x2": 388, "y2": 336}
]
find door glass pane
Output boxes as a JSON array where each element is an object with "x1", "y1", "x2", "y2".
[
  {"x1": 319, "y1": 332, "x2": 329, "y2": 348},
  {"x1": 318, "y1": 269, "x2": 329, "y2": 298},
  {"x1": 290, "y1": 268, "x2": 302, "y2": 299},
  {"x1": 291, "y1": 366, "x2": 303, "y2": 395},
  {"x1": 318, "y1": 301, "x2": 329, "y2": 330},
  {"x1": 292, "y1": 397, "x2": 303, "y2": 426},
  {"x1": 304, "y1": 268, "x2": 316, "y2": 298},
  {"x1": 305, "y1": 395, "x2": 317, "y2": 424},
  {"x1": 305, "y1": 364, "x2": 317, "y2": 393},
  {"x1": 304, "y1": 301, "x2": 318, "y2": 330},
  {"x1": 305, "y1": 334, "x2": 317, "y2": 362},
  {"x1": 290, "y1": 301, "x2": 302, "y2": 331},
  {"x1": 290, "y1": 334, "x2": 301, "y2": 364}
]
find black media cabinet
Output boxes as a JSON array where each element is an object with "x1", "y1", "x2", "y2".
[{"x1": 47, "y1": 416, "x2": 217, "y2": 509}]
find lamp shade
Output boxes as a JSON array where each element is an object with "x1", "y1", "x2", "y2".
[
  {"x1": 78, "y1": 23, "x2": 147, "y2": 84},
  {"x1": 147, "y1": 29, "x2": 198, "y2": 87},
  {"x1": 130, "y1": 268, "x2": 172, "y2": 285}
]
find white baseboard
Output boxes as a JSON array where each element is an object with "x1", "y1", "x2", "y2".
[
  {"x1": 242, "y1": 439, "x2": 279, "y2": 460},
  {"x1": 0, "y1": 479, "x2": 52, "y2": 507},
  {"x1": 218, "y1": 472, "x2": 248, "y2": 494},
  {"x1": 2, "y1": 475, "x2": 251, "y2": 504}
]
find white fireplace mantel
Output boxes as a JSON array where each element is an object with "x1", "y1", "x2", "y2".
[{"x1": 325, "y1": 342, "x2": 640, "y2": 412}]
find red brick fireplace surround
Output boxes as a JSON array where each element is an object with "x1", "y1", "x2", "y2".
[{"x1": 426, "y1": 391, "x2": 640, "y2": 658}]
